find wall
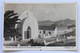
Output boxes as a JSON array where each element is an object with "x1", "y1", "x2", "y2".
[
  {"x1": 17, "y1": 10, "x2": 39, "y2": 40},
  {"x1": 39, "y1": 30, "x2": 55, "y2": 38}
]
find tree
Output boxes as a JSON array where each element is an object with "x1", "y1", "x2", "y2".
[{"x1": 4, "y1": 10, "x2": 21, "y2": 40}]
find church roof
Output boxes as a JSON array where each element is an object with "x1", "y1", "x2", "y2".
[{"x1": 39, "y1": 25, "x2": 56, "y2": 30}]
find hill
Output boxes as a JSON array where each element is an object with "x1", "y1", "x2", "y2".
[
  {"x1": 38, "y1": 18, "x2": 75, "y2": 27},
  {"x1": 38, "y1": 20, "x2": 54, "y2": 26}
]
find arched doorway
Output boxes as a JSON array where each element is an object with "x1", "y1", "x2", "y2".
[
  {"x1": 27, "y1": 26, "x2": 31, "y2": 39},
  {"x1": 24, "y1": 26, "x2": 31, "y2": 39}
]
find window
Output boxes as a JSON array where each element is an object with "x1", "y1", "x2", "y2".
[
  {"x1": 38, "y1": 35, "x2": 41, "y2": 38},
  {"x1": 49, "y1": 32, "x2": 52, "y2": 35},
  {"x1": 39, "y1": 31, "x2": 41, "y2": 34}
]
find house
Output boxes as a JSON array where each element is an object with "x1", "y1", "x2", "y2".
[{"x1": 39, "y1": 25, "x2": 57, "y2": 38}]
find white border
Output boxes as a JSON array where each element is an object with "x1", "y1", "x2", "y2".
[{"x1": 2, "y1": 2, "x2": 78, "y2": 51}]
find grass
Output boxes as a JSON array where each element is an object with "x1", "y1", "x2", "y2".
[
  {"x1": 47, "y1": 39, "x2": 76, "y2": 46},
  {"x1": 4, "y1": 37, "x2": 76, "y2": 46},
  {"x1": 4, "y1": 28, "x2": 76, "y2": 46}
]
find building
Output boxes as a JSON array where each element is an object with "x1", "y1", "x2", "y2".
[
  {"x1": 39, "y1": 25, "x2": 57, "y2": 38},
  {"x1": 3, "y1": 10, "x2": 57, "y2": 43},
  {"x1": 16, "y1": 10, "x2": 39, "y2": 40},
  {"x1": 16, "y1": 10, "x2": 57, "y2": 40}
]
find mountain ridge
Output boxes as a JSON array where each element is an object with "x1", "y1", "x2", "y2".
[{"x1": 38, "y1": 18, "x2": 75, "y2": 27}]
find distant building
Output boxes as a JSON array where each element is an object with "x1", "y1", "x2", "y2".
[{"x1": 39, "y1": 25, "x2": 57, "y2": 38}]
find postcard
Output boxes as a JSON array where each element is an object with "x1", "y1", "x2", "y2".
[{"x1": 2, "y1": 2, "x2": 77, "y2": 51}]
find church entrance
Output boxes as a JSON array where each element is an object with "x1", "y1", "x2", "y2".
[
  {"x1": 24, "y1": 26, "x2": 31, "y2": 39},
  {"x1": 27, "y1": 26, "x2": 31, "y2": 39}
]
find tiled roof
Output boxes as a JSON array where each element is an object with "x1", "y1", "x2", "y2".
[{"x1": 39, "y1": 25, "x2": 56, "y2": 30}]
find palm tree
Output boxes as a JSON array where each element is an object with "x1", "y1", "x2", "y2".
[{"x1": 4, "y1": 10, "x2": 21, "y2": 40}]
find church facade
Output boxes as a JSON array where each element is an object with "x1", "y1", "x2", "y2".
[{"x1": 16, "y1": 10, "x2": 39, "y2": 40}]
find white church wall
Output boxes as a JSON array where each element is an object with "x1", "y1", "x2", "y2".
[
  {"x1": 22, "y1": 18, "x2": 38, "y2": 39},
  {"x1": 17, "y1": 10, "x2": 39, "y2": 40}
]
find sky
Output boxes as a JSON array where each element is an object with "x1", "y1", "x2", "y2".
[{"x1": 4, "y1": 3, "x2": 76, "y2": 21}]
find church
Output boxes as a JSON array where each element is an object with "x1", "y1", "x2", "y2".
[
  {"x1": 3, "y1": 10, "x2": 57, "y2": 44},
  {"x1": 16, "y1": 10, "x2": 57, "y2": 40}
]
